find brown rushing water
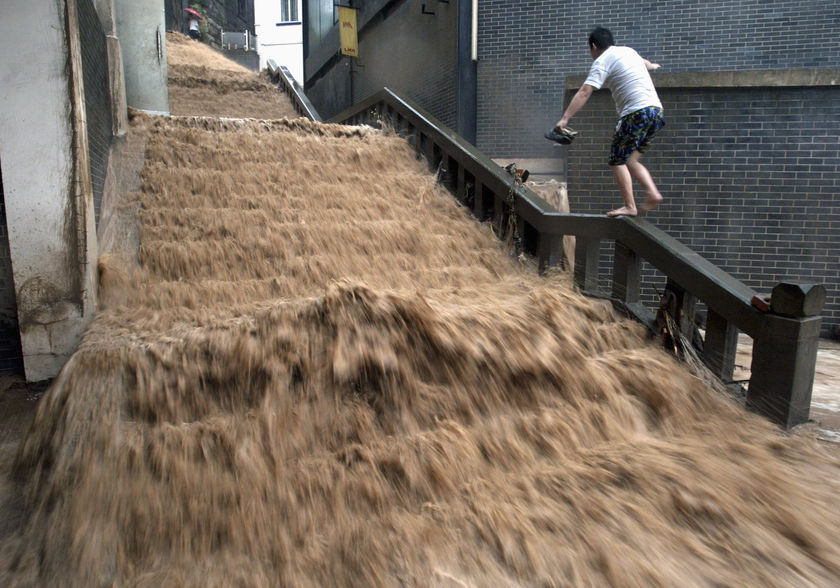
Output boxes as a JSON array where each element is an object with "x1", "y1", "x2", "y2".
[{"x1": 1, "y1": 32, "x2": 839, "y2": 588}]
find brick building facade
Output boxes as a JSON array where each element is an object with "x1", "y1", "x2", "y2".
[{"x1": 565, "y1": 75, "x2": 840, "y2": 332}]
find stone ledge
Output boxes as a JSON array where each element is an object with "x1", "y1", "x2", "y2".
[{"x1": 566, "y1": 69, "x2": 840, "y2": 90}]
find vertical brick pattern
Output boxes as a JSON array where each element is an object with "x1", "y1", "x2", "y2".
[
  {"x1": 77, "y1": 0, "x2": 113, "y2": 227},
  {"x1": 0, "y1": 167, "x2": 24, "y2": 375},
  {"x1": 476, "y1": 0, "x2": 840, "y2": 157},
  {"x1": 567, "y1": 87, "x2": 840, "y2": 337}
]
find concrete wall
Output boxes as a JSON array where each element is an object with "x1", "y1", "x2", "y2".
[
  {"x1": 255, "y1": 0, "x2": 303, "y2": 81},
  {"x1": 306, "y1": 59, "x2": 353, "y2": 121},
  {"x1": 96, "y1": 0, "x2": 130, "y2": 137},
  {"x1": 115, "y1": 0, "x2": 169, "y2": 114},
  {"x1": 0, "y1": 0, "x2": 99, "y2": 381},
  {"x1": 304, "y1": 0, "x2": 458, "y2": 125},
  {"x1": 353, "y1": 0, "x2": 457, "y2": 128},
  {"x1": 221, "y1": 48, "x2": 260, "y2": 71}
]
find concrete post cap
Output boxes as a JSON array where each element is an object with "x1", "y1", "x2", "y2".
[{"x1": 770, "y1": 283, "x2": 826, "y2": 318}]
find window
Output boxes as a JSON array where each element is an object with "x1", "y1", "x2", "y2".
[{"x1": 281, "y1": 0, "x2": 299, "y2": 22}]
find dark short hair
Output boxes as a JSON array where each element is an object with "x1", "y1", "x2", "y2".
[{"x1": 588, "y1": 27, "x2": 615, "y2": 50}]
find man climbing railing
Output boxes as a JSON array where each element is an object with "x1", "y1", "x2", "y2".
[{"x1": 281, "y1": 82, "x2": 823, "y2": 429}]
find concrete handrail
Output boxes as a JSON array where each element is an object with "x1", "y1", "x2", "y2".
[
  {"x1": 267, "y1": 60, "x2": 322, "y2": 122},
  {"x1": 328, "y1": 88, "x2": 824, "y2": 429}
]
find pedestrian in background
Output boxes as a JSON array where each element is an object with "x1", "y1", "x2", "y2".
[{"x1": 188, "y1": 16, "x2": 201, "y2": 40}]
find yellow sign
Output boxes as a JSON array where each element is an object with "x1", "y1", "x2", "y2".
[{"x1": 338, "y1": 6, "x2": 358, "y2": 57}]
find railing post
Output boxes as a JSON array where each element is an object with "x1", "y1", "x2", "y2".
[
  {"x1": 574, "y1": 237, "x2": 600, "y2": 294},
  {"x1": 746, "y1": 283, "x2": 825, "y2": 428},
  {"x1": 748, "y1": 315, "x2": 821, "y2": 428},
  {"x1": 612, "y1": 241, "x2": 640, "y2": 304},
  {"x1": 473, "y1": 183, "x2": 488, "y2": 220},
  {"x1": 410, "y1": 126, "x2": 420, "y2": 158},
  {"x1": 516, "y1": 216, "x2": 526, "y2": 252},
  {"x1": 420, "y1": 133, "x2": 435, "y2": 170},
  {"x1": 703, "y1": 307, "x2": 738, "y2": 382},
  {"x1": 537, "y1": 233, "x2": 564, "y2": 274},
  {"x1": 664, "y1": 278, "x2": 698, "y2": 337},
  {"x1": 443, "y1": 155, "x2": 457, "y2": 193},
  {"x1": 492, "y1": 193, "x2": 505, "y2": 235}
]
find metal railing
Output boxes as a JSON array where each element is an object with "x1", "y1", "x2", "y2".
[
  {"x1": 266, "y1": 60, "x2": 323, "y2": 122},
  {"x1": 324, "y1": 88, "x2": 826, "y2": 429},
  {"x1": 221, "y1": 30, "x2": 257, "y2": 52}
]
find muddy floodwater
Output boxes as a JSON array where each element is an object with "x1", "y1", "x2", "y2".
[{"x1": 0, "y1": 33, "x2": 839, "y2": 587}]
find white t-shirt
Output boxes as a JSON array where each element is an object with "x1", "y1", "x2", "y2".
[
  {"x1": 584, "y1": 46, "x2": 662, "y2": 118},
  {"x1": 189, "y1": 18, "x2": 199, "y2": 32}
]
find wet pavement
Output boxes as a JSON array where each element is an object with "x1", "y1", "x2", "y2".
[{"x1": 0, "y1": 376, "x2": 46, "y2": 446}]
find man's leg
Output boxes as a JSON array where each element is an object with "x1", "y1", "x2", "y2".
[
  {"x1": 608, "y1": 164, "x2": 637, "y2": 217},
  {"x1": 626, "y1": 151, "x2": 663, "y2": 211}
]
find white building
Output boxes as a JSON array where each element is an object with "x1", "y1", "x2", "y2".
[{"x1": 254, "y1": 0, "x2": 303, "y2": 83}]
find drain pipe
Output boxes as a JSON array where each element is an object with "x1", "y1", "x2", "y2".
[
  {"x1": 457, "y1": 0, "x2": 477, "y2": 144},
  {"x1": 471, "y1": 0, "x2": 478, "y2": 61}
]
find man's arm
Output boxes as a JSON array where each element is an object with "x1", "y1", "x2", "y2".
[
  {"x1": 555, "y1": 84, "x2": 595, "y2": 130},
  {"x1": 642, "y1": 58, "x2": 661, "y2": 71}
]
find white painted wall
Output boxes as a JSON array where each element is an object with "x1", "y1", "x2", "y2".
[
  {"x1": 0, "y1": 0, "x2": 98, "y2": 381},
  {"x1": 254, "y1": 0, "x2": 304, "y2": 82}
]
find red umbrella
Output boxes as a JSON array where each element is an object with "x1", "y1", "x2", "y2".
[{"x1": 184, "y1": 7, "x2": 203, "y2": 20}]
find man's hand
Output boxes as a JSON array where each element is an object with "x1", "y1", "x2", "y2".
[
  {"x1": 555, "y1": 84, "x2": 594, "y2": 131},
  {"x1": 643, "y1": 59, "x2": 661, "y2": 71}
]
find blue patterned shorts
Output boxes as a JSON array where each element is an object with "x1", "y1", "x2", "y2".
[{"x1": 608, "y1": 106, "x2": 665, "y2": 166}]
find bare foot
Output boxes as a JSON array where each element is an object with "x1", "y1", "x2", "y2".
[
  {"x1": 606, "y1": 206, "x2": 637, "y2": 217},
  {"x1": 640, "y1": 193, "x2": 663, "y2": 212}
]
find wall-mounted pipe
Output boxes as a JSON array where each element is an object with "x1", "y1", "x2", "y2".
[{"x1": 471, "y1": 0, "x2": 477, "y2": 61}]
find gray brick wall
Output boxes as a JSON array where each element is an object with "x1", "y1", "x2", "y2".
[
  {"x1": 477, "y1": 0, "x2": 840, "y2": 157},
  {"x1": 566, "y1": 85, "x2": 840, "y2": 337},
  {"x1": 476, "y1": 1, "x2": 840, "y2": 338}
]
